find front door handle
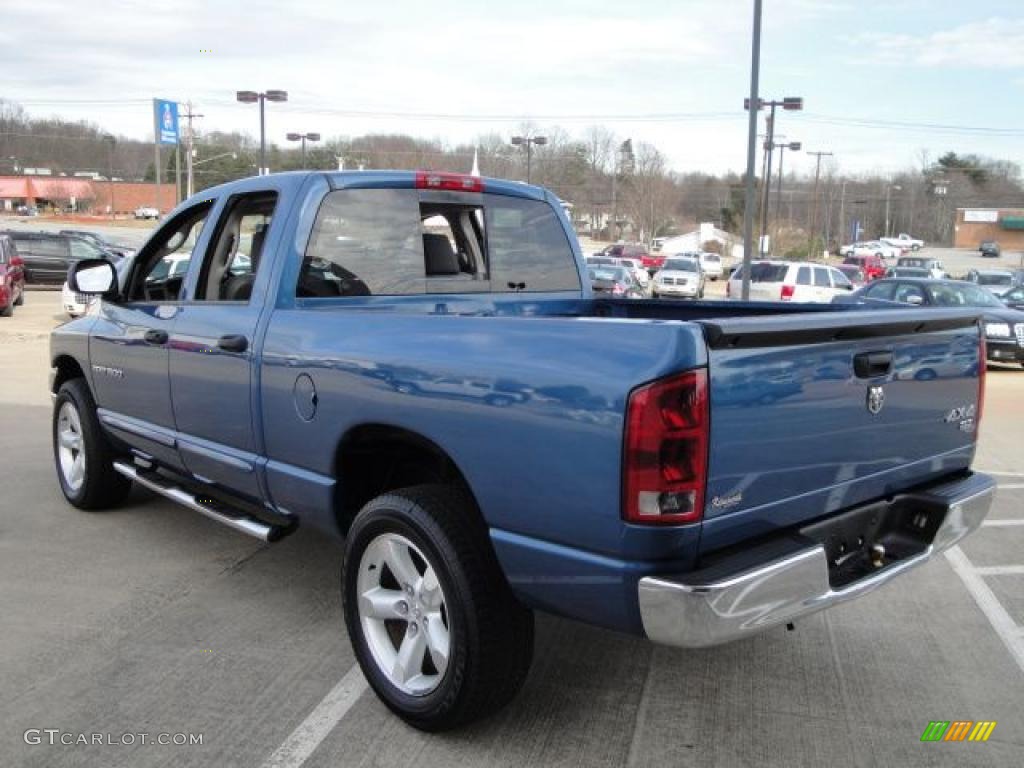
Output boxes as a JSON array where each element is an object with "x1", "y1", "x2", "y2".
[
  {"x1": 217, "y1": 334, "x2": 248, "y2": 353},
  {"x1": 144, "y1": 329, "x2": 168, "y2": 346},
  {"x1": 854, "y1": 350, "x2": 893, "y2": 378}
]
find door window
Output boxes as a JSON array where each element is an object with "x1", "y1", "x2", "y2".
[
  {"x1": 813, "y1": 268, "x2": 831, "y2": 287},
  {"x1": 796, "y1": 266, "x2": 811, "y2": 286},
  {"x1": 126, "y1": 202, "x2": 213, "y2": 302},
  {"x1": 864, "y1": 281, "x2": 897, "y2": 301},
  {"x1": 893, "y1": 283, "x2": 926, "y2": 304},
  {"x1": 299, "y1": 189, "x2": 424, "y2": 297},
  {"x1": 195, "y1": 192, "x2": 277, "y2": 301}
]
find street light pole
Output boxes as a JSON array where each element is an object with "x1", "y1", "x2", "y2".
[
  {"x1": 286, "y1": 132, "x2": 321, "y2": 169},
  {"x1": 772, "y1": 141, "x2": 801, "y2": 247},
  {"x1": 237, "y1": 90, "x2": 288, "y2": 175},
  {"x1": 510, "y1": 135, "x2": 547, "y2": 184},
  {"x1": 749, "y1": 97, "x2": 803, "y2": 262}
]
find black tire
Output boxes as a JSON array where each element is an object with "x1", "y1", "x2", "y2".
[
  {"x1": 0, "y1": 302, "x2": 11, "y2": 318},
  {"x1": 53, "y1": 378, "x2": 132, "y2": 510},
  {"x1": 342, "y1": 485, "x2": 534, "y2": 731}
]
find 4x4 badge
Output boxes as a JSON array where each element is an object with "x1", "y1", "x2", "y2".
[{"x1": 867, "y1": 385, "x2": 885, "y2": 415}]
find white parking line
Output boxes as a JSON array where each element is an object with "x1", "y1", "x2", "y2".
[
  {"x1": 983, "y1": 519, "x2": 1024, "y2": 527},
  {"x1": 976, "y1": 470, "x2": 1024, "y2": 477},
  {"x1": 995, "y1": 483, "x2": 1024, "y2": 490},
  {"x1": 260, "y1": 665, "x2": 368, "y2": 768},
  {"x1": 973, "y1": 565, "x2": 1024, "y2": 576},
  {"x1": 945, "y1": 546, "x2": 1024, "y2": 674}
]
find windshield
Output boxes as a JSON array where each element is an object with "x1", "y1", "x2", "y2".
[
  {"x1": 928, "y1": 283, "x2": 1004, "y2": 308},
  {"x1": 591, "y1": 267, "x2": 627, "y2": 282},
  {"x1": 663, "y1": 259, "x2": 698, "y2": 272},
  {"x1": 977, "y1": 273, "x2": 1012, "y2": 286}
]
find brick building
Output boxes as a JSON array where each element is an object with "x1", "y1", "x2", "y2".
[
  {"x1": 953, "y1": 208, "x2": 1024, "y2": 250},
  {"x1": 0, "y1": 175, "x2": 176, "y2": 215}
]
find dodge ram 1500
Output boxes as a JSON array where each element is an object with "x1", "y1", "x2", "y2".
[{"x1": 52, "y1": 170, "x2": 994, "y2": 730}]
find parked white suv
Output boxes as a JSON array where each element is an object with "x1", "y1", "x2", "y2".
[
  {"x1": 726, "y1": 261, "x2": 855, "y2": 303},
  {"x1": 652, "y1": 256, "x2": 704, "y2": 299},
  {"x1": 698, "y1": 252, "x2": 724, "y2": 280}
]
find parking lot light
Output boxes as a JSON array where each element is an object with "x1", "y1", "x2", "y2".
[
  {"x1": 286, "y1": 132, "x2": 321, "y2": 169},
  {"x1": 236, "y1": 89, "x2": 289, "y2": 175},
  {"x1": 510, "y1": 135, "x2": 547, "y2": 184}
]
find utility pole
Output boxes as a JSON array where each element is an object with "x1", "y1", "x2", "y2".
[
  {"x1": 181, "y1": 101, "x2": 204, "y2": 199},
  {"x1": 759, "y1": 109, "x2": 776, "y2": 257},
  {"x1": 806, "y1": 151, "x2": 833, "y2": 258},
  {"x1": 740, "y1": 0, "x2": 763, "y2": 299},
  {"x1": 838, "y1": 180, "x2": 847, "y2": 245}
]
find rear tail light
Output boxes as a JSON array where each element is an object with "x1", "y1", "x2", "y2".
[
  {"x1": 415, "y1": 171, "x2": 483, "y2": 193},
  {"x1": 623, "y1": 369, "x2": 709, "y2": 525},
  {"x1": 977, "y1": 332, "x2": 986, "y2": 434},
  {"x1": 780, "y1": 284, "x2": 795, "y2": 300}
]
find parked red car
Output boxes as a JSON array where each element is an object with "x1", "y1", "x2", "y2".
[
  {"x1": 599, "y1": 243, "x2": 664, "y2": 273},
  {"x1": 0, "y1": 234, "x2": 26, "y2": 317},
  {"x1": 843, "y1": 254, "x2": 886, "y2": 281}
]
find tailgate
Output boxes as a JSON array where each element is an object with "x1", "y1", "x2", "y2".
[{"x1": 697, "y1": 308, "x2": 983, "y2": 552}]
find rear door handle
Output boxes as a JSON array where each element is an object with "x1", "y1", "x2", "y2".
[
  {"x1": 143, "y1": 329, "x2": 168, "y2": 346},
  {"x1": 854, "y1": 350, "x2": 893, "y2": 378},
  {"x1": 217, "y1": 334, "x2": 248, "y2": 353}
]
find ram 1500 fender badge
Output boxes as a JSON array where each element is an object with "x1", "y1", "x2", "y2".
[
  {"x1": 866, "y1": 385, "x2": 885, "y2": 415},
  {"x1": 91, "y1": 364, "x2": 124, "y2": 379}
]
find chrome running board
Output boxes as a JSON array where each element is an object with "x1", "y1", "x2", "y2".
[{"x1": 113, "y1": 461, "x2": 289, "y2": 542}]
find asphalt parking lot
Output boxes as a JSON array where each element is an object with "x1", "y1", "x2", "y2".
[{"x1": 1, "y1": 267, "x2": 1022, "y2": 767}]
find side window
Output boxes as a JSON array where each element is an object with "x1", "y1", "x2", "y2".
[
  {"x1": 796, "y1": 266, "x2": 811, "y2": 286},
  {"x1": 195, "y1": 192, "x2": 277, "y2": 301},
  {"x1": 69, "y1": 238, "x2": 102, "y2": 261},
  {"x1": 894, "y1": 283, "x2": 925, "y2": 304},
  {"x1": 421, "y1": 202, "x2": 488, "y2": 294},
  {"x1": 299, "y1": 189, "x2": 423, "y2": 297},
  {"x1": 830, "y1": 269, "x2": 853, "y2": 290},
  {"x1": 127, "y1": 203, "x2": 213, "y2": 302},
  {"x1": 813, "y1": 267, "x2": 831, "y2": 287},
  {"x1": 865, "y1": 281, "x2": 897, "y2": 301},
  {"x1": 485, "y1": 196, "x2": 580, "y2": 292}
]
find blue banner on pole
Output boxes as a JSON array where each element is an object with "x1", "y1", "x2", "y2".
[{"x1": 154, "y1": 99, "x2": 179, "y2": 145}]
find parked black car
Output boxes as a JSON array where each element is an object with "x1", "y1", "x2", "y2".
[
  {"x1": 834, "y1": 277, "x2": 1024, "y2": 366},
  {"x1": 979, "y1": 240, "x2": 1001, "y2": 258},
  {"x1": 0, "y1": 231, "x2": 113, "y2": 285},
  {"x1": 58, "y1": 230, "x2": 135, "y2": 260}
]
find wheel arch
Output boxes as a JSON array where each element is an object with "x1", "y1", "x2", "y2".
[
  {"x1": 332, "y1": 423, "x2": 483, "y2": 536},
  {"x1": 51, "y1": 354, "x2": 88, "y2": 395}
]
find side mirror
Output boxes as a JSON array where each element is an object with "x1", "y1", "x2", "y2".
[{"x1": 68, "y1": 258, "x2": 117, "y2": 297}]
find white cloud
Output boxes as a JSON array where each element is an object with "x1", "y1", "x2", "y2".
[{"x1": 853, "y1": 17, "x2": 1024, "y2": 69}]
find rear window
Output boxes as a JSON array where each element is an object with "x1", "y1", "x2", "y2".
[
  {"x1": 977, "y1": 273, "x2": 1012, "y2": 286},
  {"x1": 299, "y1": 189, "x2": 579, "y2": 297},
  {"x1": 485, "y1": 195, "x2": 580, "y2": 293},
  {"x1": 742, "y1": 263, "x2": 789, "y2": 283}
]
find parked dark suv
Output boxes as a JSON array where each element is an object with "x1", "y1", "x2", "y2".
[
  {"x1": 980, "y1": 240, "x2": 1001, "y2": 258},
  {"x1": 0, "y1": 231, "x2": 112, "y2": 286},
  {"x1": 0, "y1": 234, "x2": 27, "y2": 316}
]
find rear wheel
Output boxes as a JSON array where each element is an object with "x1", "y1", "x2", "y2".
[
  {"x1": 53, "y1": 379, "x2": 132, "y2": 509},
  {"x1": 342, "y1": 485, "x2": 534, "y2": 731}
]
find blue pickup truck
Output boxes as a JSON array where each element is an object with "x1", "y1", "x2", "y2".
[{"x1": 51, "y1": 171, "x2": 994, "y2": 730}]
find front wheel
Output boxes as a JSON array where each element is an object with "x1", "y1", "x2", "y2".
[
  {"x1": 53, "y1": 379, "x2": 132, "y2": 509},
  {"x1": 342, "y1": 485, "x2": 534, "y2": 731}
]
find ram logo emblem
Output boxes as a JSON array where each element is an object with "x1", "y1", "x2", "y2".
[{"x1": 866, "y1": 385, "x2": 885, "y2": 415}]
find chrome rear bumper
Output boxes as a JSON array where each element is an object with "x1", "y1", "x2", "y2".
[{"x1": 638, "y1": 472, "x2": 995, "y2": 648}]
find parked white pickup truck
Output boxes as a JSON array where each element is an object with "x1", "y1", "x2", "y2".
[{"x1": 880, "y1": 233, "x2": 924, "y2": 251}]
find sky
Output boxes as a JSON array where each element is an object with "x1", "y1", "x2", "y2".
[{"x1": 1, "y1": 0, "x2": 1023, "y2": 177}]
